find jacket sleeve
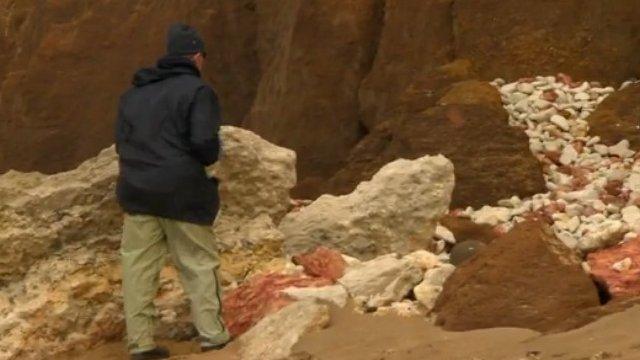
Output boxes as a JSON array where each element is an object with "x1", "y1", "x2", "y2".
[{"x1": 188, "y1": 86, "x2": 222, "y2": 166}]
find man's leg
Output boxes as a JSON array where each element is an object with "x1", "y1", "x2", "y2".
[
  {"x1": 160, "y1": 218, "x2": 230, "y2": 347},
  {"x1": 121, "y1": 214, "x2": 168, "y2": 354}
]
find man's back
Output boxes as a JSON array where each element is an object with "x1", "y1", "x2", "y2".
[{"x1": 115, "y1": 56, "x2": 221, "y2": 225}]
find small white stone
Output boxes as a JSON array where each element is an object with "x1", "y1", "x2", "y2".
[
  {"x1": 625, "y1": 173, "x2": 640, "y2": 193},
  {"x1": 609, "y1": 140, "x2": 635, "y2": 158},
  {"x1": 622, "y1": 206, "x2": 640, "y2": 231},
  {"x1": 471, "y1": 206, "x2": 512, "y2": 226},
  {"x1": 559, "y1": 145, "x2": 578, "y2": 165},
  {"x1": 574, "y1": 92, "x2": 590, "y2": 101},
  {"x1": 516, "y1": 82, "x2": 535, "y2": 94},
  {"x1": 612, "y1": 257, "x2": 633, "y2": 272},
  {"x1": 500, "y1": 83, "x2": 517, "y2": 95},
  {"x1": 550, "y1": 115, "x2": 570, "y2": 131},
  {"x1": 624, "y1": 232, "x2": 638, "y2": 241},
  {"x1": 555, "y1": 216, "x2": 581, "y2": 233},
  {"x1": 434, "y1": 225, "x2": 456, "y2": 244}
]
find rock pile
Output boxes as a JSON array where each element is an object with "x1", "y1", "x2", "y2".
[
  {"x1": 225, "y1": 247, "x2": 455, "y2": 360},
  {"x1": 0, "y1": 126, "x2": 297, "y2": 359},
  {"x1": 455, "y1": 75, "x2": 640, "y2": 254},
  {"x1": 281, "y1": 155, "x2": 454, "y2": 259}
]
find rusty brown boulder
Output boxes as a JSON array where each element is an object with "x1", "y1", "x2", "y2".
[
  {"x1": 327, "y1": 84, "x2": 545, "y2": 208},
  {"x1": 587, "y1": 83, "x2": 640, "y2": 149},
  {"x1": 587, "y1": 237, "x2": 640, "y2": 299},
  {"x1": 435, "y1": 221, "x2": 601, "y2": 333}
]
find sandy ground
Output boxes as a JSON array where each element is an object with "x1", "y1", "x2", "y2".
[{"x1": 64, "y1": 305, "x2": 640, "y2": 360}]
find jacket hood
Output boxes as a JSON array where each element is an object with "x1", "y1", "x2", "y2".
[{"x1": 132, "y1": 55, "x2": 201, "y2": 87}]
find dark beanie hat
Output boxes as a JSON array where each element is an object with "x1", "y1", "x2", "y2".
[{"x1": 166, "y1": 23, "x2": 205, "y2": 56}]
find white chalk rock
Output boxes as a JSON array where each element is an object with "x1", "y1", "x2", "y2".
[
  {"x1": 612, "y1": 257, "x2": 633, "y2": 272},
  {"x1": 578, "y1": 220, "x2": 626, "y2": 252},
  {"x1": 435, "y1": 225, "x2": 456, "y2": 244},
  {"x1": 413, "y1": 264, "x2": 456, "y2": 311},
  {"x1": 626, "y1": 173, "x2": 640, "y2": 193},
  {"x1": 471, "y1": 206, "x2": 511, "y2": 226},
  {"x1": 608, "y1": 140, "x2": 635, "y2": 158},
  {"x1": 404, "y1": 250, "x2": 442, "y2": 271},
  {"x1": 622, "y1": 206, "x2": 640, "y2": 232},
  {"x1": 281, "y1": 285, "x2": 348, "y2": 308},
  {"x1": 239, "y1": 300, "x2": 330, "y2": 360},
  {"x1": 559, "y1": 144, "x2": 578, "y2": 165},
  {"x1": 550, "y1": 115, "x2": 570, "y2": 131},
  {"x1": 339, "y1": 254, "x2": 423, "y2": 308},
  {"x1": 516, "y1": 82, "x2": 535, "y2": 94},
  {"x1": 281, "y1": 155, "x2": 454, "y2": 259}
]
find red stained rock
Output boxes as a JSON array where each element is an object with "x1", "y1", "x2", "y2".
[
  {"x1": 542, "y1": 90, "x2": 559, "y2": 102},
  {"x1": 292, "y1": 246, "x2": 347, "y2": 281},
  {"x1": 605, "y1": 180, "x2": 624, "y2": 197},
  {"x1": 222, "y1": 273, "x2": 332, "y2": 337},
  {"x1": 587, "y1": 238, "x2": 640, "y2": 298}
]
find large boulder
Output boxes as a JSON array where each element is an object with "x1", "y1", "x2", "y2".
[
  {"x1": 586, "y1": 83, "x2": 640, "y2": 150},
  {"x1": 245, "y1": 0, "x2": 382, "y2": 194},
  {"x1": 0, "y1": 146, "x2": 120, "y2": 283},
  {"x1": 0, "y1": 0, "x2": 260, "y2": 174},
  {"x1": 281, "y1": 155, "x2": 454, "y2": 259},
  {"x1": 328, "y1": 101, "x2": 546, "y2": 209},
  {"x1": 0, "y1": 126, "x2": 294, "y2": 282},
  {"x1": 0, "y1": 126, "x2": 297, "y2": 358},
  {"x1": 435, "y1": 221, "x2": 601, "y2": 332},
  {"x1": 210, "y1": 126, "x2": 296, "y2": 251}
]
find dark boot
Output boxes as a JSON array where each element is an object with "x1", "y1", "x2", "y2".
[{"x1": 130, "y1": 347, "x2": 170, "y2": 360}]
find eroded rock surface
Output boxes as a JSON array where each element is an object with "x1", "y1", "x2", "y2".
[
  {"x1": 281, "y1": 155, "x2": 454, "y2": 259},
  {"x1": 587, "y1": 83, "x2": 640, "y2": 150},
  {"x1": 0, "y1": 126, "x2": 297, "y2": 358},
  {"x1": 329, "y1": 101, "x2": 545, "y2": 209},
  {"x1": 435, "y1": 221, "x2": 601, "y2": 332}
]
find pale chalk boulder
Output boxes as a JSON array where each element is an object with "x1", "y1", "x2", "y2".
[
  {"x1": 0, "y1": 146, "x2": 120, "y2": 283},
  {"x1": 339, "y1": 254, "x2": 423, "y2": 309},
  {"x1": 413, "y1": 263, "x2": 456, "y2": 311},
  {"x1": 209, "y1": 126, "x2": 297, "y2": 223},
  {"x1": 239, "y1": 300, "x2": 329, "y2": 360},
  {"x1": 471, "y1": 206, "x2": 512, "y2": 226},
  {"x1": 281, "y1": 155, "x2": 454, "y2": 259},
  {"x1": 281, "y1": 285, "x2": 348, "y2": 307}
]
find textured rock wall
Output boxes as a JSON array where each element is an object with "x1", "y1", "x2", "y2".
[
  {"x1": 0, "y1": 0, "x2": 259, "y2": 174},
  {"x1": 3, "y1": 0, "x2": 640, "y2": 205}
]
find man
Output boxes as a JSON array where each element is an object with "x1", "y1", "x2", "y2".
[{"x1": 115, "y1": 23, "x2": 229, "y2": 360}]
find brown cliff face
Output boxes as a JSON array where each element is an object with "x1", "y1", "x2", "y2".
[
  {"x1": 0, "y1": 0, "x2": 259, "y2": 174},
  {"x1": 3, "y1": 0, "x2": 640, "y2": 207},
  {"x1": 245, "y1": 0, "x2": 384, "y2": 184}
]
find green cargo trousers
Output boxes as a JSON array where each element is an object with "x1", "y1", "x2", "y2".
[{"x1": 121, "y1": 214, "x2": 230, "y2": 354}]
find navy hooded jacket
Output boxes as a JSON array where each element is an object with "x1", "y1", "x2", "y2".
[{"x1": 115, "y1": 55, "x2": 221, "y2": 225}]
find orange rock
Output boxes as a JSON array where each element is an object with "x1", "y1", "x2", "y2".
[
  {"x1": 292, "y1": 247, "x2": 347, "y2": 281},
  {"x1": 222, "y1": 273, "x2": 332, "y2": 337},
  {"x1": 587, "y1": 238, "x2": 640, "y2": 298}
]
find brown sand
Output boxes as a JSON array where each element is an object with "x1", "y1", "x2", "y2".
[{"x1": 66, "y1": 304, "x2": 640, "y2": 360}]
